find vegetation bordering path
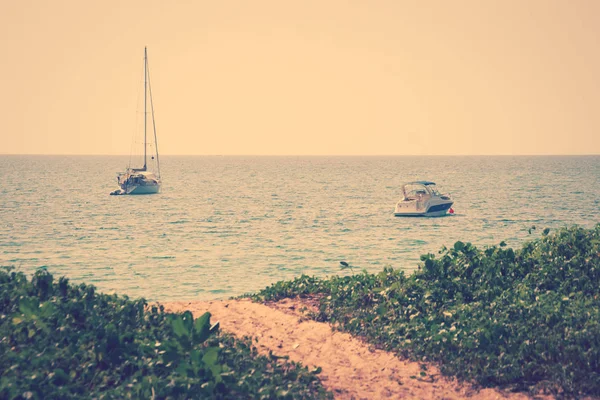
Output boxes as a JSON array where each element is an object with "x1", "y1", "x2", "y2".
[
  {"x1": 252, "y1": 225, "x2": 600, "y2": 398},
  {"x1": 0, "y1": 268, "x2": 331, "y2": 399},
  {"x1": 3, "y1": 225, "x2": 599, "y2": 398}
]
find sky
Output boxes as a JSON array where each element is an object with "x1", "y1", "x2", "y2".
[{"x1": 1, "y1": 0, "x2": 599, "y2": 155}]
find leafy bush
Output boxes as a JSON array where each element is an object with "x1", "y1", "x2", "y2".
[
  {"x1": 253, "y1": 225, "x2": 600, "y2": 397},
  {"x1": 0, "y1": 268, "x2": 331, "y2": 399}
]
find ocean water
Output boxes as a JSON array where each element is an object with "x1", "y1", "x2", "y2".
[{"x1": 1, "y1": 155, "x2": 598, "y2": 301}]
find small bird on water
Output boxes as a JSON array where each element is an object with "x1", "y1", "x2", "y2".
[{"x1": 340, "y1": 261, "x2": 349, "y2": 267}]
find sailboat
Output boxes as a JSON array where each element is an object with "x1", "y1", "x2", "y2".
[{"x1": 111, "y1": 47, "x2": 161, "y2": 195}]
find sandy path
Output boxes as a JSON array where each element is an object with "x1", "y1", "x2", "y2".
[{"x1": 163, "y1": 298, "x2": 541, "y2": 400}]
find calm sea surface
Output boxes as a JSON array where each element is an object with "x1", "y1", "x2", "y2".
[{"x1": 1, "y1": 155, "x2": 598, "y2": 301}]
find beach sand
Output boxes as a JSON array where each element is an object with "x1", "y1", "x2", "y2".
[{"x1": 162, "y1": 298, "x2": 548, "y2": 400}]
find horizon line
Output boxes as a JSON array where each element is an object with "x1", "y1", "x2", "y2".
[{"x1": 1, "y1": 153, "x2": 599, "y2": 157}]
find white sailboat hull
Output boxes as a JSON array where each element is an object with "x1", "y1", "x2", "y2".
[
  {"x1": 127, "y1": 184, "x2": 160, "y2": 195},
  {"x1": 117, "y1": 171, "x2": 161, "y2": 195}
]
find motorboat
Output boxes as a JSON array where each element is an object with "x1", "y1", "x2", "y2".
[
  {"x1": 394, "y1": 181, "x2": 453, "y2": 217},
  {"x1": 111, "y1": 47, "x2": 161, "y2": 195}
]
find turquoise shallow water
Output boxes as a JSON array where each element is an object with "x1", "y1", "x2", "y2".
[{"x1": 1, "y1": 155, "x2": 599, "y2": 301}]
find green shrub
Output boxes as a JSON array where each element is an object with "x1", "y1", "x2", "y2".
[
  {"x1": 0, "y1": 268, "x2": 331, "y2": 399},
  {"x1": 254, "y1": 225, "x2": 600, "y2": 397}
]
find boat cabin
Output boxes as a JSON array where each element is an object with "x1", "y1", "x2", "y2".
[{"x1": 401, "y1": 181, "x2": 445, "y2": 201}]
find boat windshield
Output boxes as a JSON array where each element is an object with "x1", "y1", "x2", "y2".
[
  {"x1": 403, "y1": 184, "x2": 428, "y2": 199},
  {"x1": 402, "y1": 183, "x2": 444, "y2": 198},
  {"x1": 428, "y1": 185, "x2": 441, "y2": 196}
]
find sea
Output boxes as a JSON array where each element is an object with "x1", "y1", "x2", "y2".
[{"x1": 1, "y1": 155, "x2": 598, "y2": 302}]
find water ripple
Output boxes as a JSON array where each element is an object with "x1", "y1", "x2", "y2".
[{"x1": 0, "y1": 155, "x2": 599, "y2": 301}]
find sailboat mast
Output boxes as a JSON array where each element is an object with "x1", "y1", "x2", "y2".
[{"x1": 143, "y1": 46, "x2": 147, "y2": 171}]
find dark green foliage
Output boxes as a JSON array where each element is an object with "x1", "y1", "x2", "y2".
[
  {"x1": 0, "y1": 268, "x2": 331, "y2": 399},
  {"x1": 253, "y1": 225, "x2": 600, "y2": 397}
]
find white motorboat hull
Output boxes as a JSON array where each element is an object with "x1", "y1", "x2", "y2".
[
  {"x1": 394, "y1": 199, "x2": 453, "y2": 217},
  {"x1": 393, "y1": 209, "x2": 451, "y2": 217}
]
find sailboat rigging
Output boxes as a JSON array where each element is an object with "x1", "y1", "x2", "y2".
[{"x1": 111, "y1": 47, "x2": 161, "y2": 195}]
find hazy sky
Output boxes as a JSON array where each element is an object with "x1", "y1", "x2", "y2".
[{"x1": 1, "y1": 0, "x2": 599, "y2": 155}]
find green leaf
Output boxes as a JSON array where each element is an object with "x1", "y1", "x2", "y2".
[
  {"x1": 210, "y1": 364, "x2": 223, "y2": 383},
  {"x1": 39, "y1": 302, "x2": 56, "y2": 318},
  {"x1": 51, "y1": 369, "x2": 69, "y2": 386},
  {"x1": 376, "y1": 305, "x2": 388, "y2": 316},
  {"x1": 193, "y1": 312, "x2": 212, "y2": 344},
  {"x1": 202, "y1": 346, "x2": 220, "y2": 366},
  {"x1": 453, "y1": 241, "x2": 465, "y2": 251},
  {"x1": 35, "y1": 319, "x2": 48, "y2": 332},
  {"x1": 181, "y1": 310, "x2": 194, "y2": 332},
  {"x1": 424, "y1": 258, "x2": 435, "y2": 270},
  {"x1": 190, "y1": 349, "x2": 201, "y2": 366},
  {"x1": 171, "y1": 316, "x2": 189, "y2": 337},
  {"x1": 19, "y1": 298, "x2": 39, "y2": 317}
]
